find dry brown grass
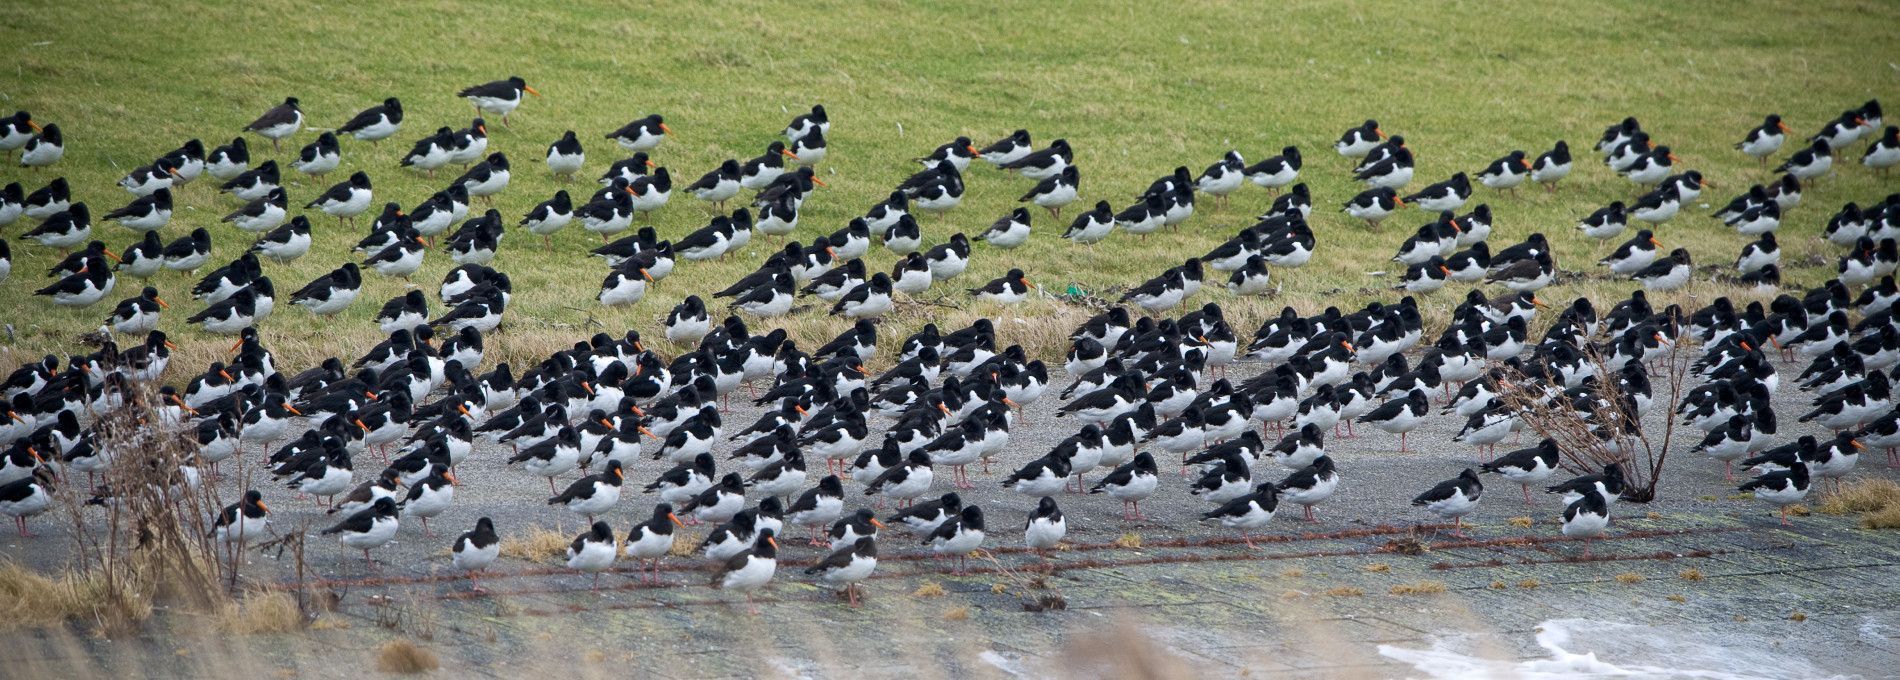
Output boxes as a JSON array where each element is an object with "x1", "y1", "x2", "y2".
[
  {"x1": 1279, "y1": 568, "x2": 1304, "y2": 578},
  {"x1": 1323, "y1": 586, "x2": 1364, "y2": 597},
  {"x1": 1488, "y1": 580, "x2": 1507, "y2": 590},
  {"x1": 1113, "y1": 532, "x2": 1142, "y2": 549},
  {"x1": 1817, "y1": 479, "x2": 1900, "y2": 529},
  {"x1": 377, "y1": 639, "x2": 440, "y2": 674},
  {"x1": 1389, "y1": 581, "x2": 1448, "y2": 596},
  {"x1": 500, "y1": 526, "x2": 573, "y2": 562},
  {"x1": 1789, "y1": 611, "x2": 1807, "y2": 622},
  {"x1": 1518, "y1": 579, "x2": 1542, "y2": 589},
  {"x1": 1508, "y1": 516, "x2": 1535, "y2": 528},
  {"x1": 941, "y1": 606, "x2": 970, "y2": 621},
  {"x1": 1615, "y1": 572, "x2": 1645, "y2": 585},
  {"x1": 1362, "y1": 563, "x2": 1391, "y2": 573},
  {"x1": 668, "y1": 532, "x2": 701, "y2": 557},
  {"x1": 1678, "y1": 568, "x2": 1704, "y2": 582},
  {"x1": 1667, "y1": 594, "x2": 1688, "y2": 603},
  {"x1": 0, "y1": 562, "x2": 155, "y2": 634},
  {"x1": 218, "y1": 591, "x2": 303, "y2": 634},
  {"x1": 912, "y1": 581, "x2": 946, "y2": 598}
]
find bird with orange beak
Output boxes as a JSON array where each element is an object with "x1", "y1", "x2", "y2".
[{"x1": 458, "y1": 76, "x2": 539, "y2": 127}]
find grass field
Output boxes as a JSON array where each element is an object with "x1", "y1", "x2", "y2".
[{"x1": 1, "y1": 0, "x2": 1896, "y2": 376}]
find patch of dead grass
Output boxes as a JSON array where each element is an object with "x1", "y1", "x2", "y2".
[
  {"x1": 1615, "y1": 572, "x2": 1645, "y2": 585},
  {"x1": 377, "y1": 639, "x2": 440, "y2": 674},
  {"x1": 1678, "y1": 568, "x2": 1704, "y2": 581},
  {"x1": 218, "y1": 591, "x2": 303, "y2": 634},
  {"x1": 1389, "y1": 580, "x2": 1447, "y2": 596},
  {"x1": 912, "y1": 581, "x2": 946, "y2": 598},
  {"x1": 1324, "y1": 586, "x2": 1364, "y2": 597},
  {"x1": 500, "y1": 527, "x2": 572, "y2": 562},
  {"x1": 942, "y1": 606, "x2": 970, "y2": 621}
]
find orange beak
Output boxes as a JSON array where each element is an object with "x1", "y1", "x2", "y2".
[
  {"x1": 638, "y1": 425, "x2": 657, "y2": 439},
  {"x1": 1777, "y1": 122, "x2": 1790, "y2": 133},
  {"x1": 966, "y1": 145, "x2": 978, "y2": 155},
  {"x1": 1851, "y1": 439, "x2": 1866, "y2": 450},
  {"x1": 1375, "y1": 127, "x2": 1386, "y2": 138},
  {"x1": 219, "y1": 370, "x2": 233, "y2": 381},
  {"x1": 1649, "y1": 237, "x2": 1661, "y2": 247},
  {"x1": 938, "y1": 403, "x2": 951, "y2": 415},
  {"x1": 1667, "y1": 153, "x2": 1680, "y2": 163},
  {"x1": 168, "y1": 168, "x2": 182, "y2": 178},
  {"x1": 782, "y1": 150, "x2": 800, "y2": 160},
  {"x1": 284, "y1": 403, "x2": 302, "y2": 416},
  {"x1": 445, "y1": 471, "x2": 460, "y2": 484},
  {"x1": 581, "y1": 381, "x2": 595, "y2": 395},
  {"x1": 599, "y1": 418, "x2": 614, "y2": 428},
  {"x1": 765, "y1": 536, "x2": 778, "y2": 549},
  {"x1": 1342, "y1": 341, "x2": 1355, "y2": 351},
  {"x1": 1004, "y1": 397, "x2": 1020, "y2": 408},
  {"x1": 644, "y1": 159, "x2": 656, "y2": 169},
  {"x1": 628, "y1": 404, "x2": 646, "y2": 417},
  {"x1": 354, "y1": 418, "x2": 370, "y2": 431},
  {"x1": 641, "y1": 268, "x2": 654, "y2": 282},
  {"x1": 457, "y1": 404, "x2": 471, "y2": 416},
  {"x1": 1532, "y1": 297, "x2": 1548, "y2": 308},
  {"x1": 104, "y1": 249, "x2": 121, "y2": 263},
  {"x1": 256, "y1": 501, "x2": 269, "y2": 513},
  {"x1": 26, "y1": 446, "x2": 40, "y2": 462},
  {"x1": 165, "y1": 341, "x2": 178, "y2": 350},
  {"x1": 155, "y1": 296, "x2": 169, "y2": 309},
  {"x1": 26, "y1": 120, "x2": 40, "y2": 132},
  {"x1": 1438, "y1": 266, "x2": 1450, "y2": 275},
  {"x1": 230, "y1": 340, "x2": 243, "y2": 353},
  {"x1": 794, "y1": 404, "x2": 808, "y2": 416},
  {"x1": 811, "y1": 177, "x2": 829, "y2": 187},
  {"x1": 870, "y1": 518, "x2": 886, "y2": 529},
  {"x1": 524, "y1": 86, "x2": 541, "y2": 97},
  {"x1": 668, "y1": 512, "x2": 685, "y2": 527},
  {"x1": 1393, "y1": 197, "x2": 1406, "y2": 207},
  {"x1": 612, "y1": 467, "x2": 623, "y2": 479},
  {"x1": 659, "y1": 123, "x2": 673, "y2": 135}
]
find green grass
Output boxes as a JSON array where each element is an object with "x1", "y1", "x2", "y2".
[{"x1": 1, "y1": 0, "x2": 1896, "y2": 375}]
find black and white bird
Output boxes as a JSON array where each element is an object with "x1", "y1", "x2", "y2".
[
  {"x1": 1561, "y1": 490, "x2": 1611, "y2": 556},
  {"x1": 337, "y1": 97, "x2": 403, "y2": 144},
  {"x1": 206, "y1": 138, "x2": 250, "y2": 181},
  {"x1": 104, "y1": 188, "x2": 172, "y2": 233},
  {"x1": 1478, "y1": 150, "x2": 1531, "y2": 193},
  {"x1": 1023, "y1": 496, "x2": 1067, "y2": 554},
  {"x1": 785, "y1": 104, "x2": 829, "y2": 142},
  {"x1": 0, "y1": 111, "x2": 40, "y2": 161},
  {"x1": 1736, "y1": 114, "x2": 1790, "y2": 165},
  {"x1": 1200, "y1": 483, "x2": 1278, "y2": 548},
  {"x1": 1774, "y1": 139, "x2": 1834, "y2": 180},
  {"x1": 969, "y1": 268, "x2": 1036, "y2": 305},
  {"x1": 564, "y1": 520, "x2": 618, "y2": 590},
  {"x1": 291, "y1": 131, "x2": 341, "y2": 181},
  {"x1": 105, "y1": 286, "x2": 168, "y2": 334},
  {"x1": 924, "y1": 505, "x2": 986, "y2": 574},
  {"x1": 1404, "y1": 172, "x2": 1471, "y2": 212},
  {"x1": 998, "y1": 138, "x2": 1072, "y2": 181},
  {"x1": 17, "y1": 123, "x2": 62, "y2": 169},
  {"x1": 450, "y1": 517, "x2": 499, "y2": 591},
  {"x1": 1412, "y1": 468, "x2": 1483, "y2": 536},
  {"x1": 805, "y1": 536, "x2": 877, "y2": 607},
  {"x1": 1018, "y1": 165, "x2": 1079, "y2": 220},
  {"x1": 458, "y1": 76, "x2": 540, "y2": 126},
  {"x1": 712, "y1": 528, "x2": 779, "y2": 613},
  {"x1": 978, "y1": 129, "x2": 1032, "y2": 166},
  {"x1": 319, "y1": 496, "x2": 399, "y2": 565},
  {"x1": 242, "y1": 97, "x2": 302, "y2": 152},
  {"x1": 1632, "y1": 248, "x2": 1692, "y2": 291},
  {"x1": 1863, "y1": 125, "x2": 1900, "y2": 171},
  {"x1": 687, "y1": 159, "x2": 743, "y2": 211},
  {"x1": 1334, "y1": 119, "x2": 1385, "y2": 159},
  {"x1": 1343, "y1": 187, "x2": 1403, "y2": 227},
  {"x1": 1738, "y1": 461, "x2": 1810, "y2": 526},
  {"x1": 1479, "y1": 438, "x2": 1561, "y2": 504},
  {"x1": 977, "y1": 207, "x2": 1034, "y2": 249},
  {"x1": 1244, "y1": 146, "x2": 1303, "y2": 192},
  {"x1": 305, "y1": 171, "x2": 373, "y2": 226}
]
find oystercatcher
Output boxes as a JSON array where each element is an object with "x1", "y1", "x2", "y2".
[
  {"x1": 458, "y1": 76, "x2": 540, "y2": 126},
  {"x1": 242, "y1": 97, "x2": 302, "y2": 151}
]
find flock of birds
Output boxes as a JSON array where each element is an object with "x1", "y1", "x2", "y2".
[{"x1": 0, "y1": 78, "x2": 1898, "y2": 609}]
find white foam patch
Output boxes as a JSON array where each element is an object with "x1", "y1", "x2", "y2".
[
  {"x1": 1378, "y1": 618, "x2": 1849, "y2": 680},
  {"x1": 979, "y1": 649, "x2": 1029, "y2": 678}
]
